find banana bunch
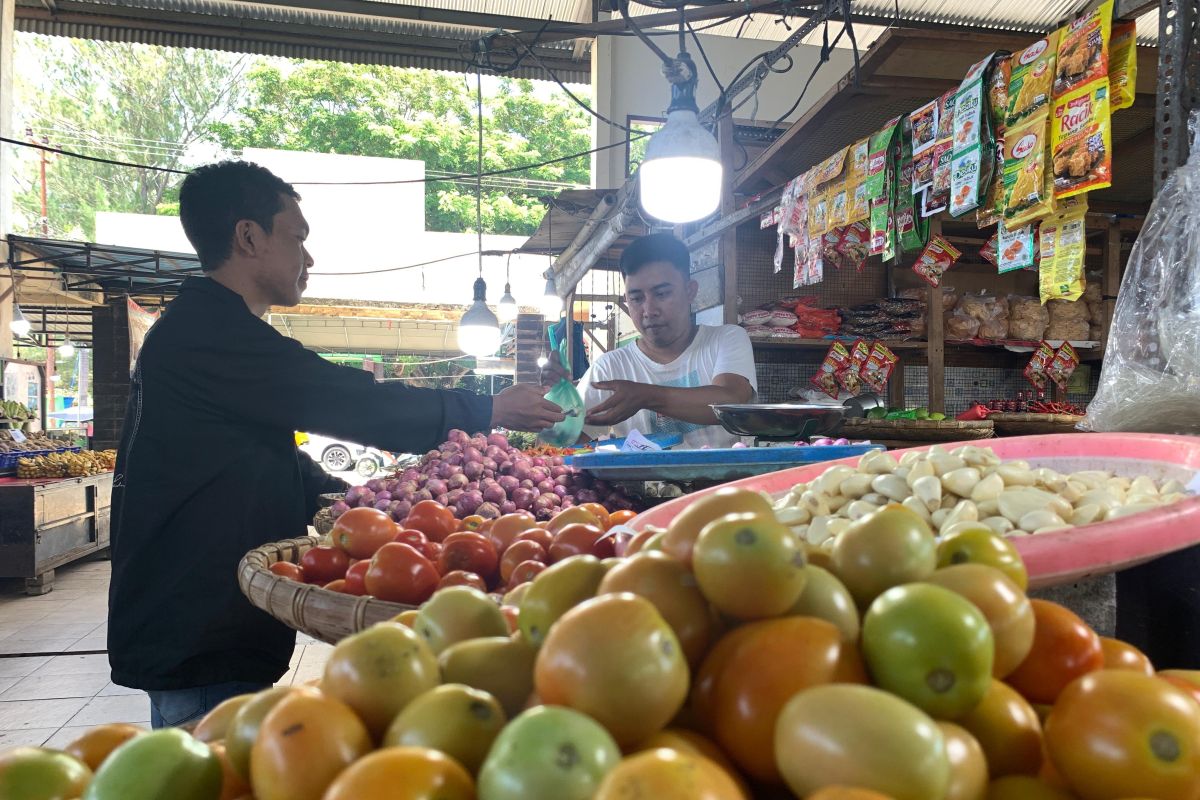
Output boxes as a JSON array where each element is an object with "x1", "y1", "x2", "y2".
[
  {"x1": 0, "y1": 431, "x2": 58, "y2": 453},
  {"x1": 0, "y1": 400, "x2": 30, "y2": 422},
  {"x1": 16, "y1": 449, "x2": 117, "y2": 478}
]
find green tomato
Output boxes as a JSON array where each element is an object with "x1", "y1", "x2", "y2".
[
  {"x1": 831, "y1": 505, "x2": 937, "y2": 609},
  {"x1": 0, "y1": 747, "x2": 92, "y2": 800},
  {"x1": 413, "y1": 585, "x2": 509, "y2": 655},
  {"x1": 862, "y1": 583, "x2": 995, "y2": 719},
  {"x1": 83, "y1": 729, "x2": 221, "y2": 800},
  {"x1": 518, "y1": 555, "x2": 606, "y2": 648},
  {"x1": 478, "y1": 705, "x2": 620, "y2": 800}
]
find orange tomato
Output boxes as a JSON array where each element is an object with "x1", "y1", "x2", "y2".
[
  {"x1": 609, "y1": 509, "x2": 638, "y2": 528},
  {"x1": 580, "y1": 503, "x2": 612, "y2": 530},
  {"x1": 1005, "y1": 600, "x2": 1103, "y2": 705},
  {"x1": 700, "y1": 615, "x2": 865, "y2": 783},
  {"x1": 393, "y1": 609, "x2": 419, "y2": 628},
  {"x1": 637, "y1": 729, "x2": 747, "y2": 795},
  {"x1": 535, "y1": 593, "x2": 689, "y2": 748},
  {"x1": 938, "y1": 722, "x2": 988, "y2": 800},
  {"x1": 269, "y1": 561, "x2": 304, "y2": 581},
  {"x1": 549, "y1": 523, "x2": 609, "y2": 562},
  {"x1": 459, "y1": 514, "x2": 485, "y2": 532},
  {"x1": 808, "y1": 789, "x2": 896, "y2": 800},
  {"x1": 250, "y1": 688, "x2": 372, "y2": 800},
  {"x1": 63, "y1": 723, "x2": 143, "y2": 770},
  {"x1": 661, "y1": 487, "x2": 773, "y2": 566},
  {"x1": 546, "y1": 506, "x2": 603, "y2": 534},
  {"x1": 986, "y1": 775, "x2": 1076, "y2": 799},
  {"x1": 1099, "y1": 636, "x2": 1154, "y2": 675},
  {"x1": 405, "y1": 500, "x2": 458, "y2": 543},
  {"x1": 438, "y1": 531, "x2": 499, "y2": 579},
  {"x1": 209, "y1": 740, "x2": 252, "y2": 800},
  {"x1": 624, "y1": 527, "x2": 662, "y2": 557},
  {"x1": 489, "y1": 513, "x2": 537, "y2": 554},
  {"x1": 501, "y1": 540, "x2": 547, "y2": 584},
  {"x1": 501, "y1": 604, "x2": 519, "y2": 633},
  {"x1": 598, "y1": 551, "x2": 717, "y2": 667},
  {"x1": 364, "y1": 542, "x2": 440, "y2": 605},
  {"x1": 436, "y1": 570, "x2": 487, "y2": 592},
  {"x1": 956, "y1": 678, "x2": 1043, "y2": 777},
  {"x1": 332, "y1": 507, "x2": 398, "y2": 559},
  {"x1": 323, "y1": 579, "x2": 348, "y2": 593},
  {"x1": 323, "y1": 746, "x2": 474, "y2": 800},
  {"x1": 1159, "y1": 671, "x2": 1200, "y2": 706},
  {"x1": 594, "y1": 748, "x2": 746, "y2": 800},
  {"x1": 193, "y1": 695, "x2": 253, "y2": 743},
  {"x1": 513, "y1": 527, "x2": 554, "y2": 552}
]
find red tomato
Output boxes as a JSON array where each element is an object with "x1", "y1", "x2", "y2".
[
  {"x1": 332, "y1": 507, "x2": 398, "y2": 559},
  {"x1": 460, "y1": 514, "x2": 486, "y2": 532},
  {"x1": 364, "y1": 543, "x2": 439, "y2": 605},
  {"x1": 405, "y1": 500, "x2": 457, "y2": 543},
  {"x1": 437, "y1": 570, "x2": 487, "y2": 592},
  {"x1": 269, "y1": 561, "x2": 304, "y2": 582},
  {"x1": 579, "y1": 503, "x2": 611, "y2": 530},
  {"x1": 323, "y1": 579, "x2": 347, "y2": 593},
  {"x1": 549, "y1": 523, "x2": 607, "y2": 562},
  {"x1": 609, "y1": 509, "x2": 638, "y2": 528},
  {"x1": 507, "y1": 560, "x2": 546, "y2": 588},
  {"x1": 438, "y1": 532, "x2": 499, "y2": 579},
  {"x1": 500, "y1": 540, "x2": 548, "y2": 584},
  {"x1": 393, "y1": 529, "x2": 428, "y2": 549},
  {"x1": 343, "y1": 560, "x2": 369, "y2": 596},
  {"x1": 513, "y1": 528, "x2": 554, "y2": 552},
  {"x1": 300, "y1": 545, "x2": 350, "y2": 585},
  {"x1": 500, "y1": 604, "x2": 519, "y2": 633},
  {"x1": 489, "y1": 513, "x2": 537, "y2": 554},
  {"x1": 1006, "y1": 600, "x2": 1104, "y2": 705}
]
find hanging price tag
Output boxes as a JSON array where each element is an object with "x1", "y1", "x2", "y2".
[{"x1": 10, "y1": 429, "x2": 26, "y2": 444}]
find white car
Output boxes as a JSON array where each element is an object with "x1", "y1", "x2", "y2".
[{"x1": 296, "y1": 432, "x2": 374, "y2": 474}]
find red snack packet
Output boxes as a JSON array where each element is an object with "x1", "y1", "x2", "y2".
[
  {"x1": 837, "y1": 339, "x2": 871, "y2": 394},
  {"x1": 1047, "y1": 342, "x2": 1080, "y2": 391},
  {"x1": 1023, "y1": 341, "x2": 1056, "y2": 389},
  {"x1": 811, "y1": 342, "x2": 851, "y2": 399},
  {"x1": 912, "y1": 235, "x2": 963, "y2": 287},
  {"x1": 980, "y1": 233, "x2": 999, "y2": 268},
  {"x1": 957, "y1": 404, "x2": 992, "y2": 421},
  {"x1": 860, "y1": 341, "x2": 898, "y2": 393}
]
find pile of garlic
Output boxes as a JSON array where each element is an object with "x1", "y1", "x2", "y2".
[{"x1": 772, "y1": 444, "x2": 1191, "y2": 550}]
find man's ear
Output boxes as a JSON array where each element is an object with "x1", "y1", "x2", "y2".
[
  {"x1": 687, "y1": 278, "x2": 699, "y2": 303},
  {"x1": 231, "y1": 220, "x2": 261, "y2": 259}
]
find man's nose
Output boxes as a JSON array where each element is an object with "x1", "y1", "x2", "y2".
[{"x1": 303, "y1": 246, "x2": 315, "y2": 268}]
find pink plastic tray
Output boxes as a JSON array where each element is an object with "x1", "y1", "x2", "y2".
[{"x1": 631, "y1": 434, "x2": 1200, "y2": 589}]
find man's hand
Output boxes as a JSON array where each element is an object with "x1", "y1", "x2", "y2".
[
  {"x1": 539, "y1": 356, "x2": 571, "y2": 387},
  {"x1": 491, "y1": 383, "x2": 567, "y2": 432},
  {"x1": 585, "y1": 380, "x2": 655, "y2": 427}
]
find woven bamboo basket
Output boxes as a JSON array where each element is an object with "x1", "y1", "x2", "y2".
[
  {"x1": 990, "y1": 413, "x2": 1086, "y2": 437},
  {"x1": 839, "y1": 418, "x2": 994, "y2": 442},
  {"x1": 238, "y1": 537, "x2": 415, "y2": 645}
]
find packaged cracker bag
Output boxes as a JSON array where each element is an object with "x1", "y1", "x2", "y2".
[
  {"x1": 866, "y1": 117, "x2": 902, "y2": 200},
  {"x1": 1054, "y1": 0, "x2": 1112, "y2": 98},
  {"x1": 1051, "y1": 81, "x2": 1113, "y2": 198},
  {"x1": 1110, "y1": 20, "x2": 1138, "y2": 111},
  {"x1": 1003, "y1": 114, "x2": 1055, "y2": 226},
  {"x1": 861, "y1": 342, "x2": 898, "y2": 394},
  {"x1": 1007, "y1": 32, "x2": 1060, "y2": 126},
  {"x1": 1039, "y1": 199, "x2": 1089, "y2": 303}
]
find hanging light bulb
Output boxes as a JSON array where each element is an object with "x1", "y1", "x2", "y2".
[
  {"x1": 497, "y1": 282, "x2": 518, "y2": 323},
  {"x1": 540, "y1": 274, "x2": 563, "y2": 319},
  {"x1": 458, "y1": 277, "x2": 501, "y2": 358},
  {"x1": 58, "y1": 340, "x2": 75, "y2": 359},
  {"x1": 10, "y1": 303, "x2": 31, "y2": 338},
  {"x1": 639, "y1": 52, "x2": 723, "y2": 224}
]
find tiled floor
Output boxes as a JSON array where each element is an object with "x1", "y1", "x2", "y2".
[{"x1": 0, "y1": 556, "x2": 330, "y2": 750}]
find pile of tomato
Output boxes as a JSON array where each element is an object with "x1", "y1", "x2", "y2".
[
  {"x1": 270, "y1": 500, "x2": 637, "y2": 608},
  {"x1": 5, "y1": 490, "x2": 1200, "y2": 800}
]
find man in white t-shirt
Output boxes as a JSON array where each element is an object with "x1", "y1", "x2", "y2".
[{"x1": 573, "y1": 233, "x2": 757, "y2": 449}]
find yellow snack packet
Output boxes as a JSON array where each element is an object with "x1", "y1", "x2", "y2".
[
  {"x1": 808, "y1": 188, "x2": 830, "y2": 236},
  {"x1": 1039, "y1": 198, "x2": 1089, "y2": 303},
  {"x1": 827, "y1": 181, "x2": 851, "y2": 230},
  {"x1": 1051, "y1": 81, "x2": 1113, "y2": 198},
  {"x1": 1003, "y1": 113, "x2": 1055, "y2": 227},
  {"x1": 1053, "y1": 0, "x2": 1113, "y2": 98},
  {"x1": 848, "y1": 137, "x2": 870, "y2": 181},
  {"x1": 1110, "y1": 20, "x2": 1138, "y2": 111},
  {"x1": 848, "y1": 180, "x2": 870, "y2": 224},
  {"x1": 1007, "y1": 32, "x2": 1059, "y2": 126}
]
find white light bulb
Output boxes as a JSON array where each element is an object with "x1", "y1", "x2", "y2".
[
  {"x1": 58, "y1": 341, "x2": 75, "y2": 358},
  {"x1": 497, "y1": 283, "x2": 518, "y2": 324},
  {"x1": 10, "y1": 304, "x2": 31, "y2": 338},
  {"x1": 541, "y1": 276, "x2": 563, "y2": 319},
  {"x1": 457, "y1": 278, "x2": 501, "y2": 359},
  {"x1": 640, "y1": 109, "x2": 723, "y2": 224}
]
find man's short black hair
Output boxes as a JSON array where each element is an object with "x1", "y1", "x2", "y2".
[
  {"x1": 619, "y1": 232, "x2": 691, "y2": 280},
  {"x1": 179, "y1": 161, "x2": 300, "y2": 272}
]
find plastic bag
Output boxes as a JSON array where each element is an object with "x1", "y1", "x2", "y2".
[
  {"x1": 540, "y1": 331, "x2": 585, "y2": 447},
  {"x1": 1086, "y1": 110, "x2": 1200, "y2": 433}
]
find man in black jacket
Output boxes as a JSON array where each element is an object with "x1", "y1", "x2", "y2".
[{"x1": 108, "y1": 161, "x2": 563, "y2": 728}]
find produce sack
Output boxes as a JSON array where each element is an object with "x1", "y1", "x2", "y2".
[{"x1": 1086, "y1": 112, "x2": 1200, "y2": 433}]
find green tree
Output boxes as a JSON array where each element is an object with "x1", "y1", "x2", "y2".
[
  {"x1": 209, "y1": 62, "x2": 591, "y2": 234},
  {"x1": 13, "y1": 35, "x2": 248, "y2": 239}
]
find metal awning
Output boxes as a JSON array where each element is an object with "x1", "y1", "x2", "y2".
[{"x1": 8, "y1": 236, "x2": 204, "y2": 300}]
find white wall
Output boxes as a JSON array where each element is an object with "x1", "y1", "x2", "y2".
[{"x1": 592, "y1": 32, "x2": 854, "y2": 190}]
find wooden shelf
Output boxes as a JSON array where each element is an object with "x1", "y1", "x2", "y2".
[
  {"x1": 749, "y1": 337, "x2": 925, "y2": 351},
  {"x1": 751, "y1": 336, "x2": 1103, "y2": 367}
]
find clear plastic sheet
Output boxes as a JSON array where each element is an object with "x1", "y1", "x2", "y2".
[{"x1": 1085, "y1": 111, "x2": 1200, "y2": 433}]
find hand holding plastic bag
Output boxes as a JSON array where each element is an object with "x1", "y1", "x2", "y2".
[{"x1": 539, "y1": 328, "x2": 585, "y2": 447}]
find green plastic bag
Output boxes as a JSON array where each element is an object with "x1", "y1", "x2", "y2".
[{"x1": 539, "y1": 329, "x2": 585, "y2": 447}]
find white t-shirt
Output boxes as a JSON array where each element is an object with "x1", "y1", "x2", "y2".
[{"x1": 577, "y1": 324, "x2": 758, "y2": 449}]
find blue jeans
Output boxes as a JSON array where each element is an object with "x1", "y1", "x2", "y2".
[{"x1": 148, "y1": 681, "x2": 268, "y2": 729}]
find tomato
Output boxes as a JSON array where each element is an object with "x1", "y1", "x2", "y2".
[
  {"x1": 437, "y1": 570, "x2": 487, "y2": 592},
  {"x1": 956, "y1": 679, "x2": 1043, "y2": 777},
  {"x1": 608, "y1": 509, "x2": 638, "y2": 528},
  {"x1": 832, "y1": 505, "x2": 937, "y2": 608},
  {"x1": 343, "y1": 560, "x2": 369, "y2": 596},
  {"x1": 1159, "y1": 671, "x2": 1200, "y2": 706},
  {"x1": 405, "y1": 500, "x2": 458, "y2": 542},
  {"x1": 926, "y1": 563, "x2": 1035, "y2": 678},
  {"x1": 490, "y1": 513, "x2": 537, "y2": 553},
  {"x1": 547, "y1": 505, "x2": 603, "y2": 533},
  {"x1": 225, "y1": 687, "x2": 301, "y2": 780},
  {"x1": 269, "y1": 561, "x2": 304, "y2": 581},
  {"x1": 440, "y1": 635, "x2": 537, "y2": 719},
  {"x1": 393, "y1": 609, "x2": 419, "y2": 628},
  {"x1": 479, "y1": 705, "x2": 620, "y2": 800},
  {"x1": 393, "y1": 528, "x2": 428, "y2": 549},
  {"x1": 624, "y1": 527, "x2": 662, "y2": 557},
  {"x1": 938, "y1": 722, "x2": 988, "y2": 800},
  {"x1": 579, "y1": 503, "x2": 612, "y2": 530},
  {"x1": 209, "y1": 740, "x2": 252, "y2": 800},
  {"x1": 549, "y1": 523, "x2": 608, "y2": 562},
  {"x1": 250, "y1": 688, "x2": 372, "y2": 800},
  {"x1": 1099, "y1": 636, "x2": 1154, "y2": 675},
  {"x1": 501, "y1": 604, "x2": 519, "y2": 633},
  {"x1": 789, "y1": 564, "x2": 861, "y2": 645},
  {"x1": 323, "y1": 746, "x2": 475, "y2": 800},
  {"x1": 986, "y1": 775, "x2": 1076, "y2": 800},
  {"x1": 503, "y1": 581, "x2": 532, "y2": 607},
  {"x1": 517, "y1": 555, "x2": 606, "y2": 647},
  {"x1": 384, "y1": 683, "x2": 506, "y2": 774},
  {"x1": 417, "y1": 539, "x2": 442, "y2": 563},
  {"x1": 365, "y1": 543, "x2": 440, "y2": 605},
  {"x1": 937, "y1": 526, "x2": 1028, "y2": 591},
  {"x1": 594, "y1": 748, "x2": 745, "y2": 800},
  {"x1": 598, "y1": 550, "x2": 717, "y2": 667},
  {"x1": 513, "y1": 527, "x2": 554, "y2": 552},
  {"x1": 1047, "y1": 670, "x2": 1200, "y2": 800},
  {"x1": 0, "y1": 747, "x2": 92, "y2": 800},
  {"x1": 320, "y1": 622, "x2": 439, "y2": 740},
  {"x1": 460, "y1": 514, "x2": 486, "y2": 532},
  {"x1": 662, "y1": 487, "x2": 773, "y2": 566},
  {"x1": 535, "y1": 593, "x2": 689, "y2": 747},
  {"x1": 438, "y1": 531, "x2": 499, "y2": 579},
  {"x1": 192, "y1": 695, "x2": 252, "y2": 743},
  {"x1": 1006, "y1": 600, "x2": 1103, "y2": 705},
  {"x1": 64, "y1": 722, "x2": 143, "y2": 770},
  {"x1": 300, "y1": 545, "x2": 349, "y2": 585},
  {"x1": 636, "y1": 729, "x2": 748, "y2": 796},
  {"x1": 508, "y1": 560, "x2": 547, "y2": 588},
  {"x1": 774, "y1": 684, "x2": 950, "y2": 800},
  {"x1": 692, "y1": 512, "x2": 807, "y2": 620},
  {"x1": 332, "y1": 507, "x2": 398, "y2": 559},
  {"x1": 413, "y1": 585, "x2": 509, "y2": 655},
  {"x1": 808, "y1": 789, "x2": 896, "y2": 800},
  {"x1": 87, "y1": 729, "x2": 220, "y2": 800},
  {"x1": 501, "y1": 540, "x2": 547, "y2": 583},
  {"x1": 322, "y1": 579, "x2": 345, "y2": 592},
  {"x1": 698, "y1": 615, "x2": 866, "y2": 783}
]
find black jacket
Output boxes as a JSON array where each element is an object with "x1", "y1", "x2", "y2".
[{"x1": 108, "y1": 277, "x2": 493, "y2": 690}]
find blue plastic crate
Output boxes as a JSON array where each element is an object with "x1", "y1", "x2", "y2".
[{"x1": 565, "y1": 443, "x2": 884, "y2": 482}]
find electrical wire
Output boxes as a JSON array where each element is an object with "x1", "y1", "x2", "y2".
[
  {"x1": 0, "y1": 135, "x2": 189, "y2": 175},
  {"x1": 307, "y1": 251, "x2": 478, "y2": 276},
  {"x1": 474, "y1": 66, "x2": 485, "y2": 278},
  {"x1": 767, "y1": 18, "x2": 847, "y2": 132},
  {"x1": 685, "y1": 19, "x2": 726, "y2": 97},
  {"x1": 617, "y1": 0, "x2": 673, "y2": 64}
]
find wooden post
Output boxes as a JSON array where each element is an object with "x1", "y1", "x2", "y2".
[
  {"x1": 926, "y1": 217, "x2": 945, "y2": 414},
  {"x1": 717, "y1": 114, "x2": 739, "y2": 324},
  {"x1": 1101, "y1": 221, "x2": 1121, "y2": 353},
  {"x1": 888, "y1": 359, "x2": 906, "y2": 409}
]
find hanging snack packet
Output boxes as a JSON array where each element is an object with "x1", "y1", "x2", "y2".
[
  {"x1": 980, "y1": 233, "x2": 999, "y2": 268},
  {"x1": 913, "y1": 151, "x2": 935, "y2": 196},
  {"x1": 1039, "y1": 199, "x2": 1088, "y2": 303},
  {"x1": 910, "y1": 99, "x2": 939, "y2": 156},
  {"x1": 1007, "y1": 32, "x2": 1059, "y2": 126},
  {"x1": 1047, "y1": 342, "x2": 1081, "y2": 390},
  {"x1": 849, "y1": 137, "x2": 870, "y2": 180},
  {"x1": 811, "y1": 342, "x2": 851, "y2": 399},
  {"x1": 1054, "y1": 0, "x2": 1112, "y2": 98},
  {"x1": 913, "y1": 235, "x2": 963, "y2": 287},
  {"x1": 869, "y1": 196, "x2": 891, "y2": 256},
  {"x1": 809, "y1": 189, "x2": 830, "y2": 236},
  {"x1": 837, "y1": 339, "x2": 871, "y2": 394},
  {"x1": 1024, "y1": 341, "x2": 1056, "y2": 389},
  {"x1": 849, "y1": 179, "x2": 871, "y2": 224},
  {"x1": 1003, "y1": 114, "x2": 1054, "y2": 226},
  {"x1": 832, "y1": 222, "x2": 871, "y2": 271},
  {"x1": 1109, "y1": 21, "x2": 1138, "y2": 111},
  {"x1": 998, "y1": 220, "x2": 1038, "y2": 273},
  {"x1": 813, "y1": 146, "x2": 849, "y2": 188},
  {"x1": 1051, "y1": 81, "x2": 1113, "y2": 198},
  {"x1": 950, "y1": 54, "x2": 997, "y2": 217},
  {"x1": 861, "y1": 342, "x2": 899, "y2": 394},
  {"x1": 828, "y1": 182, "x2": 851, "y2": 230},
  {"x1": 866, "y1": 117, "x2": 903, "y2": 201},
  {"x1": 978, "y1": 55, "x2": 1014, "y2": 226}
]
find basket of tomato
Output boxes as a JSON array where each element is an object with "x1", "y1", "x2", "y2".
[{"x1": 239, "y1": 499, "x2": 638, "y2": 645}]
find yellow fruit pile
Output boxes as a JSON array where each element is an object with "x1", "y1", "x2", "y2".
[
  {"x1": 16, "y1": 449, "x2": 116, "y2": 478},
  {"x1": 2, "y1": 470, "x2": 1199, "y2": 800}
]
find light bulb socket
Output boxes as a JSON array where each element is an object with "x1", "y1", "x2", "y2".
[
  {"x1": 471, "y1": 276, "x2": 488, "y2": 302},
  {"x1": 663, "y1": 52, "x2": 700, "y2": 115}
]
